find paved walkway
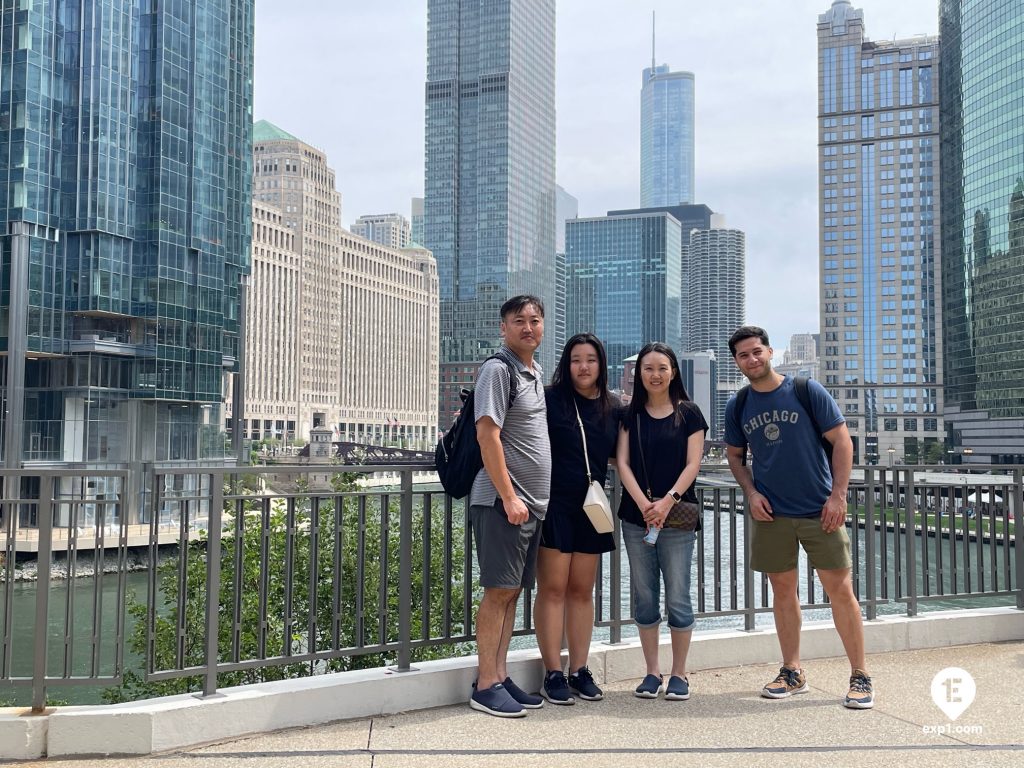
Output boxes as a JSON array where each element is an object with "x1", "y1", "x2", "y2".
[{"x1": 19, "y1": 641, "x2": 1024, "y2": 767}]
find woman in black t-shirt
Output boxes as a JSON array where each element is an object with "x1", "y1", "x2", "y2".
[
  {"x1": 535, "y1": 333, "x2": 620, "y2": 705},
  {"x1": 618, "y1": 342, "x2": 707, "y2": 702}
]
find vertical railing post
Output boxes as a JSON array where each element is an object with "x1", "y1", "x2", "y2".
[
  {"x1": 395, "y1": 469, "x2": 414, "y2": 671},
  {"x1": 864, "y1": 467, "x2": 877, "y2": 621},
  {"x1": 902, "y1": 468, "x2": 918, "y2": 617},
  {"x1": 742, "y1": 488, "x2": 755, "y2": 632},
  {"x1": 1013, "y1": 468, "x2": 1023, "y2": 611},
  {"x1": 200, "y1": 471, "x2": 224, "y2": 697},
  {"x1": 608, "y1": 476, "x2": 622, "y2": 644},
  {"x1": 32, "y1": 474, "x2": 55, "y2": 712}
]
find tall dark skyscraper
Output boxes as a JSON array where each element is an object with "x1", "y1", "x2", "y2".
[
  {"x1": 940, "y1": 0, "x2": 1024, "y2": 464},
  {"x1": 424, "y1": 0, "x2": 557, "y2": 426},
  {"x1": 0, "y1": 1, "x2": 254, "y2": 464}
]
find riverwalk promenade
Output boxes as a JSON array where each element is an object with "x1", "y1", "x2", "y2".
[{"x1": 6, "y1": 608, "x2": 1023, "y2": 766}]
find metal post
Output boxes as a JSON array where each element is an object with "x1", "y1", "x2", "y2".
[
  {"x1": 1014, "y1": 468, "x2": 1023, "y2": 611},
  {"x1": 394, "y1": 470, "x2": 415, "y2": 671},
  {"x1": 902, "y1": 469, "x2": 918, "y2": 617},
  {"x1": 4, "y1": 223, "x2": 30, "y2": 468},
  {"x1": 31, "y1": 474, "x2": 55, "y2": 711},
  {"x1": 608, "y1": 478, "x2": 622, "y2": 644},
  {"x1": 864, "y1": 468, "x2": 877, "y2": 621},
  {"x1": 199, "y1": 472, "x2": 224, "y2": 697},
  {"x1": 742, "y1": 488, "x2": 756, "y2": 631},
  {"x1": 232, "y1": 275, "x2": 248, "y2": 465}
]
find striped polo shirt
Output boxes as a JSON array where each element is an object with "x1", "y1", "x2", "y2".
[{"x1": 469, "y1": 347, "x2": 552, "y2": 519}]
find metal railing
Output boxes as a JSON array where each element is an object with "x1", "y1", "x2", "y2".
[{"x1": 1, "y1": 463, "x2": 1021, "y2": 710}]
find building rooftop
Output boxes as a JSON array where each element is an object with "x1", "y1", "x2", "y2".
[{"x1": 254, "y1": 119, "x2": 300, "y2": 143}]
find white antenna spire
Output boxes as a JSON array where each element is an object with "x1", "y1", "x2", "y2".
[{"x1": 651, "y1": 10, "x2": 656, "y2": 72}]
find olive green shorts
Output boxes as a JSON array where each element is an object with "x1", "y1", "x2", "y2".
[{"x1": 750, "y1": 516, "x2": 852, "y2": 573}]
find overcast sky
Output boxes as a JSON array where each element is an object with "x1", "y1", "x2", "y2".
[{"x1": 253, "y1": 0, "x2": 939, "y2": 357}]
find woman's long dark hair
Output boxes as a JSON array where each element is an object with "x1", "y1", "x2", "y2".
[
  {"x1": 625, "y1": 342, "x2": 692, "y2": 429},
  {"x1": 549, "y1": 332, "x2": 613, "y2": 417}
]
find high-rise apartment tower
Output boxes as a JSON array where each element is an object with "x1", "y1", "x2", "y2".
[{"x1": 816, "y1": 0, "x2": 944, "y2": 465}]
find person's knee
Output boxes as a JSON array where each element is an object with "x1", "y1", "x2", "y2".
[
  {"x1": 540, "y1": 579, "x2": 568, "y2": 602},
  {"x1": 482, "y1": 586, "x2": 520, "y2": 606}
]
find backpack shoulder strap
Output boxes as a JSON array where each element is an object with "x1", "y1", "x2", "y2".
[
  {"x1": 792, "y1": 376, "x2": 821, "y2": 435},
  {"x1": 486, "y1": 351, "x2": 520, "y2": 407},
  {"x1": 731, "y1": 384, "x2": 750, "y2": 435}
]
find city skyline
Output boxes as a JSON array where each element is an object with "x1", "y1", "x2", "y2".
[{"x1": 253, "y1": 0, "x2": 939, "y2": 354}]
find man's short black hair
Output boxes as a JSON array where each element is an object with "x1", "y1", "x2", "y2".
[
  {"x1": 728, "y1": 325, "x2": 770, "y2": 357},
  {"x1": 501, "y1": 294, "x2": 545, "y2": 319}
]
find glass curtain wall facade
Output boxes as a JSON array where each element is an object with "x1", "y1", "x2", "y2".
[
  {"x1": 816, "y1": 1, "x2": 943, "y2": 465},
  {"x1": 640, "y1": 65, "x2": 695, "y2": 208},
  {"x1": 0, "y1": 0, "x2": 254, "y2": 465},
  {"x1": 940, "y1": 0, "x2": 1024, "y2": 464},
  {"x1": 424, "y1": 0, "x2": 557, "y2": 427},
  {"x1": 565, "y1": 212, "x2": 682, "y2": 389}
]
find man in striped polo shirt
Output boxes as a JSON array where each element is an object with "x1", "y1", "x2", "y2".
[{"x1": 468, "y1": 295, "x2": 552, "y2": 718}]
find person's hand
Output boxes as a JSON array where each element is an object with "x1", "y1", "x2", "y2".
[
  {"x1": 821, "y1": 494, "x2": 847, "y2": 533},
  {"x1": 503, "y1": 495, "x2": 530, "y2": 526},
  {"x1": 642, "y1": 496, "x2": 673, "y2": 528},
  {"x1": 748, "y1": 491, "x2": 774, "y2": 522}
]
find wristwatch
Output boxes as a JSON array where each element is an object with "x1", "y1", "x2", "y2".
[{"x1": 669, "y1": 490, "x2": 683, "y2": 502}]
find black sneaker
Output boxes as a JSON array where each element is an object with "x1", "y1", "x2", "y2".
[
  {"x1": 469, "y1": 683, "x2": 526, "y2": 718},
  {"x1": 634, "y1": 673, "x2": 663, "y2": 698},
  {"x1": 502, "y1": 676, "x2": 544, "y2": 709},
  {"x1": 568, "y1": 666, "x2": 604, "y2": 701},
  {"x1": 541, "y1": 670, "x2": 576, "y2": 705}
]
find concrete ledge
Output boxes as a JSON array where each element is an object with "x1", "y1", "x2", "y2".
[{"x1": 2, "y1": 606, "x2": 1019, "y2": 759}]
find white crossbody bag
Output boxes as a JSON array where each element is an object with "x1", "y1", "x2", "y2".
[{"x1": 574, "y1": 397, "x2": 614, "y2": 534}]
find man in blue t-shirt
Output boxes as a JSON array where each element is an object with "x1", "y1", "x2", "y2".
[{"x1": 724, "y1": 325, "x2": 873, "y2": 710}]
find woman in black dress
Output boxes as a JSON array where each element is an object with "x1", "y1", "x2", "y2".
[{"x1": 535, "y1": 333, "x2": 620, "y2": 705}]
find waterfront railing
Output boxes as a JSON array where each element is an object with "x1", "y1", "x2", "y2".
[{"x1": 1, "y1": 464, "x2": 1020, "y2": 710}]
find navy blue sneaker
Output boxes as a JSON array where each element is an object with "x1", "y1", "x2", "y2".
[
  {"x1": 568, "y1": 666, "x2": 603, "y2": 701},
  {"x1": 541, "y1": 670, "x2": 575, "y2": 705},
  {"x1": 469, "y1": 683, "x2": 526, "y2": 718},
  {"x1": 665, "y1": 675, "x2": 690, "y2": 701},
  {"x1": 634, "y1": 673, "x2": 663, "y2": 698},
  {"x1": 502, "y1": 676, "x2": 544, "y2": 709}
]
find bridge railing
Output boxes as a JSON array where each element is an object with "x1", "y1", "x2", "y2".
[{"x1": 1, "y1": 463, "x2": 1020, "y2": 709}]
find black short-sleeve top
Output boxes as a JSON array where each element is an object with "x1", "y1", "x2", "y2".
[
  {"x1": 618, "y1": 401, "x2": 709, "y2": 529},
  {"x1": 545, "y1": 389, "x2": 621, "y2": 500}
]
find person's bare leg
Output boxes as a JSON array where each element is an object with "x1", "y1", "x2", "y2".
[
  {"x1": 817, "y1": 567, "x2": 867, "y2": 673},
  {"x1": 535, "y1": 548, "x2": 571, "y2": 672},
  {"x1": 638, "y1": 624, "x2": 661, "y2": 676},
  {"x1": 476, "y1": 587, "x2": 519, "y2": 688},
  {"x1": 494, "y1": 587, "x2": 522, "y2": 682},
  {"x1": 565, "y1": 553, "x2": 600, "y2": 672},
  {"x1": 767, "y1": 569, "x2": 802, "y2": 669},
  {"x1": 669, "y1": 629, "x2": 691, "y2": 678}
]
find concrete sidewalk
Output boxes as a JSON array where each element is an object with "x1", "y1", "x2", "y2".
[{"x1": 19, "y1": 641, "x2": 1024, "y2": 767}]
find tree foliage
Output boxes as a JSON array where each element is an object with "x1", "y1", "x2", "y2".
[{"x1": 106, "y1": 474, "x2": 471, "y2": 702}]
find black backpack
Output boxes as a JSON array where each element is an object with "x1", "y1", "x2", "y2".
[
  {"x1": 435, "y1": 353, "x2": 519, "y2": 499},
  {"x1": 731, "y1": 376, "x2": 833, "y2": 468}
]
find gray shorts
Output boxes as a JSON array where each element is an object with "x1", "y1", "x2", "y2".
[{"x1": 470, "y1": 500, "x2": 542, "y2": 590}]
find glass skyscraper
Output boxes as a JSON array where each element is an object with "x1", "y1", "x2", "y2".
[
  {"x1": 940, "y1": 0, "x2": 1024, "y2": 464},
  {"x1": 424, "y1": 0, "x2": 557, "y2": 427},
  {"x1": 640, "y1": 64, "x2": 695, "y2": 208},
  {"x1": 0, "y1": 1, "x2": 254, "y2": 464},
  {"x1": 565, "y1": 212, "x2": 682, "y2": 389},
  {"x1": 816, "y1": 1, "x2": 943, "y2": 465}
]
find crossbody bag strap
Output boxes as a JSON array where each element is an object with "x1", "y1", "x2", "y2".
[
  {"x1": 634, "y1": 413, "x2": 653, "y2": 501},
  {"x1": 572, "y1": 396, "x2": 594, "y2": 484}
]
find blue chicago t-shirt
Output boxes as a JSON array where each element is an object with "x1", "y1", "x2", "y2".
[{"x1": 724, "y1": 376, "x2": 844, "y2": 518}]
